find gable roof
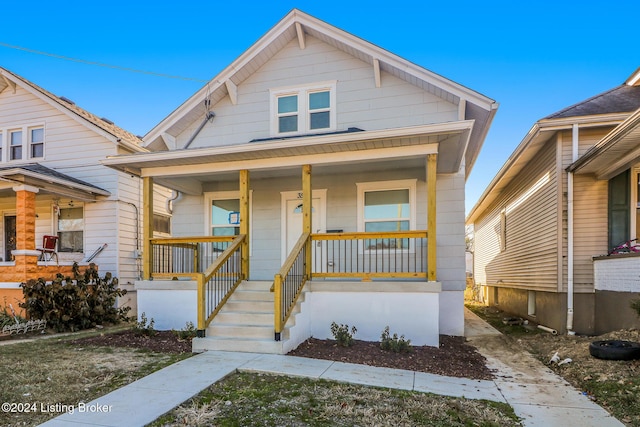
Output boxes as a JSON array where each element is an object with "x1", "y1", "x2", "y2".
[
  {"x1": 467, "y1": 67, "x2": 640, "y2": 224},
  {"x1": 0, "y1": 67, "x2": 145, "y2": 153},
  {"x1": 144, "y1": 8, "x2": 497, "y2": 177}
]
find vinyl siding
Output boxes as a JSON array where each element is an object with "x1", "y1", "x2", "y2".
[
  {"x1": 474, "y1": 139, "x2": 558, "y2": 291},
  {"x1": 177, "y1": 35, "x2": 458, "y2": 149},
  {"x1": 557, "y1": 127, "x2": 615, "y2": 293},
  {"x1": 171, "y1": 166, "x2": 464, "y2": 292},
  {"x1": 0, "y1": 81, "x2": 158, "y2": 284}
]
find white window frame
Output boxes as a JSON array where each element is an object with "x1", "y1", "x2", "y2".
[
  {"x1": 203, "y1": 190, "x2": 253, "y2": 255},
  {"x1": 356, "y1": 179, "x2": 417, "y2": 253},
  {"x1": 28, "y1": 126, "x2": 45, "y2": 159},
  {"x1": 269, "y1": 81, "x2": 337, "y2": 136},
  {"x1": 56, "y1": 204, "x2": 85, "y2": 254},
  {"x1": 0, "y1": 123, "x2": 46, "y2": 163}
]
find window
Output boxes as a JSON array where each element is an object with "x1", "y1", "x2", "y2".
[
  {"x1": 10, "y1": 130, "x2": 22, "y2": 160},
  {"x1": 357, "y1": 180, "x2": 417, "y2": 250},
  {"x1": 500, "y1": 209, "x2": 507, "y2": 252},
  {"x1": 57, "y1": 207, "x2": 84, "y2": 252},
  {"x1": 270, "y1": 81, "x2": 336, "y2": 136},
  {"x1": 210, "y1": 198, "x2": 240, "y2": 236},
  {"x1": 29, "y1": 127, "x2": 44, "y2": 158},
  {"x1": 153, "y1": 214, "x2": 171, "y2": 235}
]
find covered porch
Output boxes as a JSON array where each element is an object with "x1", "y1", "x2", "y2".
[
  {"x1": 104, "y1": 123, "x2": 471, "y2": 350},
  {"x1": 0, "y1": 165, "x2": 108, "y2": 316}
]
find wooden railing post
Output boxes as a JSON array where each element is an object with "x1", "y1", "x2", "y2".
[
  {"x1": 302, "y1": 164, "x2": 312, "y2": 280},
  {"x1": 142, "y1": 177, "x2": 154, "y2": 280},
  {"x1": 427, "y1": 154, "x2": 437, "y2": 281},
  {"x1": 273, "y1": 274, "x2": 283, "y2": 341},
  {"x1": 240, "y1": 169, "x2": 250, "y2": 279},
  {"x1": 196, "y1": 273, "x2": 206, "y2": 337}
]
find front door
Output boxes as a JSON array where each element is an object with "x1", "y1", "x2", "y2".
[
  {"x1": 281, "y1": 190, "x2": 326, "y2": 263},
  {"x1": 4, "y1": 215, "x2": 16, "y2": 261}
]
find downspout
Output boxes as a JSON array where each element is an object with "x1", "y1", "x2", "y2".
[
  {"x1": 566, "y1": 124, "x2": 578, "y2": 335},
  {"x1": 166, "y1": 190, "x2": 182, "y2": 214}
]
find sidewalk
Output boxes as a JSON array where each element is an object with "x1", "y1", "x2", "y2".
[{"x1": 39, "y1": 310, "x2": 623, "y2": 427}]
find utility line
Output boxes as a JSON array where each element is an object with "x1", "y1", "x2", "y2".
[{"x1": 0, "y1": 41, "x2": 208, "y2": 83}]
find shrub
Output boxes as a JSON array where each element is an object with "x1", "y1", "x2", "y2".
[
  {"x1": 172, "y1": 321, "x2": 197, "y2": 340},
  {"x1": 380, "y1": 326, "x2": 412, "y2": 353},
  {"x1": 134, "y1": 312, "x2": 156, "y2": 336},
  {"x1": 330, "y1": 322, "x2": 357, "y2": 347},
  {"x1": 20, "y1": 263, "x2": 130, "y2": 332}
]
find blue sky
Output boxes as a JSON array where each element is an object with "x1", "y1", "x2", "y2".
[{"x1": 1, "y1": 1, "x2": 637, "y2": 213}]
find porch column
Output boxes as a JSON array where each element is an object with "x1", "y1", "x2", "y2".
[
  {"x1": 12, "y1": 185, "x2": 40, "y2": 281},
  {"x1": 239, "y1": 169, "x2": 250, "y2": 279},
  {"x1": 302, "y1": 164, "x2": 312, "y2": 279},
  {"x1": 142, "y1": 177, "x2": 154, "y2": 280},
  {"x1": 426, "y1": 154, "x2": 437, "y2": 281}
]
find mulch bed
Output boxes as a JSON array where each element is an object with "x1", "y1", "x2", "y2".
[
  {"x1": 71, "y1": 330, "x2": 192, "y2": 354},
  {"x1": 70, "y1": 330, "x2": 493, "y2": 380},
  {"x1": 289, "y1": 336, "x2": 494, "y2": 380}
]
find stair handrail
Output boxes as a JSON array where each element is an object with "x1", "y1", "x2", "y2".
[{"x1": 273, "y1": 231, "x2": 310, "y2": 341}]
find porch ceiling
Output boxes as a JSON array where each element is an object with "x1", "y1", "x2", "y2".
[
  {"x1": 104, "y1": 122, "x2": 473, "y2": 194},
  {"x1": 0, "y1": 164, "x2": 110, "y2": 201}
]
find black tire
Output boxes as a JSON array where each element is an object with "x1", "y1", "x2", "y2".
[{"x1": 589, "y1": 340, "x2": 640, "y2": 361}]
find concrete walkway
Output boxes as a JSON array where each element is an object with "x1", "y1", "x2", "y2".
[{"x1": 39, "y1": 310, "x2": 623, "y2": 427}]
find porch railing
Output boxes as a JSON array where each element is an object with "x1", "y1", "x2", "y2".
[
  {"x1": 311, "y1": 230, "x2": 428, "y2": 280},
  {"x1": 273, "y1": 232, "x2": 309, "y2": 341},
  {"x1": 150, "y1": 236, "x2": 237, "y2": 275},
  {"x1": 150, "y1": 235, "x2": 245, "y2": 336}
]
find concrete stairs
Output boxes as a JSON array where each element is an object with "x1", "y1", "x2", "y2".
[{"x1": 192, "y1": 280, "x2": 298, "y2": 354}]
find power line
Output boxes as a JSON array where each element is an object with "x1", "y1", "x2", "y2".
[{"x1": 0, "y1": 41, "x2": 208, "y2": 83}]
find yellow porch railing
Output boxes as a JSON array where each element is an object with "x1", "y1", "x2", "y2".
[
  {"x1": 273, "y1": 232, "x2": 309, "y2": 341},
  {"x1": 151, "y1": 235, "x2": 246, "y2": 336},
  {"x1": 311, "y1": 230, "x2": 428, "y2": 280}
]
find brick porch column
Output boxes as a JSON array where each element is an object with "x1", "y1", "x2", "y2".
[{"x1": 12, "y1": 185, "x2": 40, "y2": 281}]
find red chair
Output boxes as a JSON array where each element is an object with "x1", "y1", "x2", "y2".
[{"x1": 37, "y1": 235, "x2": 59, "y2": 263}]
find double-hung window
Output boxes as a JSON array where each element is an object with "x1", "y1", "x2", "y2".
[
  {"x1": 357, "y1": 180, "x2": 417, "y2": 251},
  {"x1": 270, "y1": 81, "x2": 336, "y2": 136},
  {"x1": 57, "y1": 206, "x2": 84, "y2": 252},
  {"x1": 10, "y1": 130, "x2": 22, "y2": 161},
  {"x1": 30, "y1": 127, "x2": 44, "y2": 158}
]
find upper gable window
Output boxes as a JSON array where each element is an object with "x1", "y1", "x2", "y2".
[
  {"x1": 10, "y1": 130, "x2": 23, "y2": 161},
  {"x1": 30, "y1": 127, "x2": 44, "y2": 158},
  {"x1": 1, "y1": 125, "x2": 45, "y2": 162},
  {"x1": 270, "y1": 81, "x2": 336, "y2": 136}
]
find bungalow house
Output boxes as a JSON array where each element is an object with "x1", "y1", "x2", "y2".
[
  {"x1": 103, "y1": 9, "x2": 498, "y2": 353},
  {"x1": 467, "y1": 68, "x2": 640, "y2": 335},
  {"x1": 0, "y1": 67, "x2": 170, "y2": 314}
]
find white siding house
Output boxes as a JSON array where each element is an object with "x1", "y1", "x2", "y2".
[
  {"x1": 104, "y1": 9, "x2": 497, "y2": 352},
  {"x1": 0, "y1": 67, "x2": 170, "y2": 309}
]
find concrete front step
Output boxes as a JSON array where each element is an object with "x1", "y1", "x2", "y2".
[
  {"x1": 195, "y1": 280, "x2": 297, "y2": 354},
  {"x1": 193, "y1": 336, "x2": 284, "y2": 354}
]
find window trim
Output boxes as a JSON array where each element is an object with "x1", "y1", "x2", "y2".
[
  {"x1": 0, "y1": 124, "x2": 46, "y2": 163},
  {"x1": 356, "y1": 179, "x2": 417, "y2": 253},
  {"x1": 56, "y1": 204, "x2": 84, "y2": 253},
  {"x1": 203, "y1": 190, "x2": 253, "y2": 255},
  {"x1": 269, "y1": 81, "x2": 337, "y2": 136}
]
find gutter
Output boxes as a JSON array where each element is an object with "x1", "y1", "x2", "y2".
[{"x1": 566, "y1": 124, "x2": 578, "y2": 335}]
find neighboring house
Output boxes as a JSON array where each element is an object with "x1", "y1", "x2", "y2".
[
  {"x1": 104, "y1": 9, "x2": 497, "y2": 353},
  {"x1": 467, "y1": 68, "x2": 640, "y2": 335},
  {"x1": 0, "y1": 67, "x2": 170, "y2": 312}
]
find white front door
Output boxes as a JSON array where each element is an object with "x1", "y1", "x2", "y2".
[{"x1": 281, "y1": 190, "x2": 326, "y2": 263}]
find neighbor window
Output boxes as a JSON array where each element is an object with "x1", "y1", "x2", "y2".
[
  {"x1": 270, "y1": 81, "x2": 336, "y2": 136},
  {"x1": 10, "y1": 130, "x2": 22, "y2": 160},
  {"x1": 357, "y1": 180, "x2": 417, "y2": 250},
  {"x1": 153, "y1": 214, "x2": 171, "y2": 235},
  {"x1": 29, "y1": 127, "x2": 44, "y2": 158},
  {"x1": 57, "y1": 207, "x2": 84, "y2": 252}
]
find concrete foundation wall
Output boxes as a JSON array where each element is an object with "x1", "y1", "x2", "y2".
[{"x1": 594, "y1": 290, "x2": 640, "y2": 334}]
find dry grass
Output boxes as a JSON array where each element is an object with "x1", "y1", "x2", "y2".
[
  {"x1": 151, "y1": 372, "x2": 521, "y2": 426},
  {"x1": 0, "y1": 329, "x2": 191, "y2": 426}
]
